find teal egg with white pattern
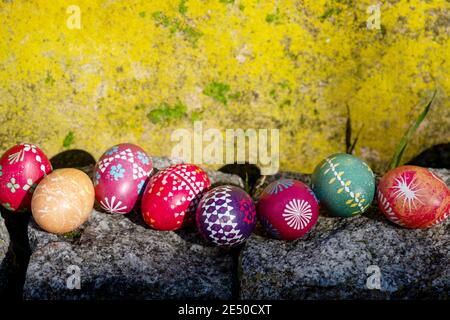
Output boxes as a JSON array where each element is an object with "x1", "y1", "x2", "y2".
[{"x1": 311, "y1": 153, "x2": 375, "y2": 217}]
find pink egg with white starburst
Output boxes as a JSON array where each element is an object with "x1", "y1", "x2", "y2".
[
  {"x1": 0, "y1": 143, "x2": 52, "y2": 212},
  {"x1": 377, "y1": 165, "x2": 449, "y2": 228},
  {"x1": 94, "y1": 143, "x2": 153, "y2": 214},
  {"x1": 257, "y1": 179, "x2": 319, "y2": 240}
]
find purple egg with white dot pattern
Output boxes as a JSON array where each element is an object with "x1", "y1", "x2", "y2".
[{"x1": 196, "y1": 185, "x2": 256, "y2": 246}]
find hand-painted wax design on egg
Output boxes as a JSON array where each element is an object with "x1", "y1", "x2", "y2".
[
  {"x1": 141, "y1": 164, "x2": 210, "y2": 231},
  {"x1": 377, "y1": 165, "x2": 450, "y2": 228},
  {"x1": 0, "y1": 143, "x2": 52, "y2": 212},
  {"x1": 257, "y1": 179, "x2": 319, "y2": 240},
  {"x1": 31, "y1": 168, "x2": 95, "y2": 234},
  {"x1": 94, "y1": 143, "x2": 153, "y2": 214},
  {"x1": 311, "y1": 153, "x2": 375, "y2": 217},
  {"x1": 196, "y1": 186, "x2": 256, "y2": 246}
]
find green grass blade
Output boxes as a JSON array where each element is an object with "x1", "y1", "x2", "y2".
[
  {"x1": 244, "y1": 172, "x2": 250, "y2": 194},
  {"x1": 349, "y1": 124, "x2": 364, "y2": 154},
  {"x1": 388, "y1": 90, "x2": 437, "y2": 170}
]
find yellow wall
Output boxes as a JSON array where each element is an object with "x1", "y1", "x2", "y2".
[{"x1": 0, "y1": 0, "x2": 449, "y2": 174}]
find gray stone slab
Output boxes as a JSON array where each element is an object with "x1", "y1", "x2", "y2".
[
  {"x1": 24, "y1": 163, "x2": 243, "y2": 300},
  {"x1": 24, "y1": 210, "x2": 236, "y2": 299},
  {"x1": 0, "y1": 214, "x2": 10, "y2": 295},
  {"x1": 241, "y1": 168, "x2": 450, "y2": 299}
]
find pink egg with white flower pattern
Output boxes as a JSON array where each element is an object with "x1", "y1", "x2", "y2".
[
  {"x1": 257, "y1": 179, "x2": 319, "y2": 241},
  {"x1": 0, "y1": 143, "x2": 52, "y2": 212},
  {"x1": 94, "y1": 143, "x2": 153, "y2": 214}
]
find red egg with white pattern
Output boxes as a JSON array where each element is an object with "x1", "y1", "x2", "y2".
[
  {"x1": 377, "y1": 165, "x2": 450, "y2": 228},
  {"x1": 141, "y1": 164, "x2": 210, "y2": 231},
  {"x1": 257, "y1": 179, "x2": 319, "y2": 240},
  {"x1": 94, "y1": 143, "x2": 153, "y2": 214},
  {"x1": 0, "y1": 143, "x2": 52, "y2": 212}
]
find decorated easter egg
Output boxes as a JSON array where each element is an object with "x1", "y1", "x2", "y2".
[
  {"x1": 257, "y1": 179, "x2": 319, "y2": 240},
  {"x1": 141, "y1": 164, "x2": 210, "y2": 231},
  {"x1": 377, "y1": 165, "x2": 450, "y2": 228},
  {"x1": 0, "y1": 143, "x2": 52, "y2": 212},
  {"x1": 311, "y1": 153, "x2": 375, "y2": 217},
  {"x1": 31, "y1": 168, "x2": 95, "y2": 234},
  {"x1": 94, "y1": 143, "x2": 153, "y2": 214},
  {"x1": 196, "y1": 185, "x2": 256, "y2": 246}
]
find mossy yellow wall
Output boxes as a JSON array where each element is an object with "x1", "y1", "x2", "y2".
[{"x1": 0, "y1": 0, "x2": 449, "y2": 173}]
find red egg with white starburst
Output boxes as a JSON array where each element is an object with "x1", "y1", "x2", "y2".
[
  {"x1": 377, "y1": 165, "x2": 450, "y2": 228},
  {"x1": 94, "y1": 143, "x2": 153, "y2": 214},
  {"x1": 257, "y1": 179, "x2": 319, "y2": 240},
  {"x1": 0, "y1": 143, "x2": 52, "y2": 212},
  {"x1": 141, "y1": 164, "x2": 210, "y2": 231}
]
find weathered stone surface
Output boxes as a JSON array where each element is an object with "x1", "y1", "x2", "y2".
[
  {"x1": 429, "y1": 168, "x2": 450, "y2": 186},
  {"x1": 205, "y1": 169, "x2": 245, "y2": 189},
  {"x1": 24, "y1": 210, "x2": 236, "y2": 300},
  {"x1": 0, "y1": 214, "x2": 10, "y2": 295},
  {"x1": 241, "y1": 168, "x2": 450, "y2": 300},
  {"x1": 150, "y1": 156, "x2": 185, "y2": 170},
  {"x1": 24, "y1": 162, "x2": 243, "y2": 300},
  {"x1": 22, "y1": 160, "x2": 450, "y2": 299}
]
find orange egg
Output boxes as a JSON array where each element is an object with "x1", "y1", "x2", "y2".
[
  {"x1": 377, "y1": 165, "x2": 450, "y2": 228},
  {"x1": 31, "y1": 168, "x2": 95, "y2": 234}
]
